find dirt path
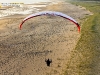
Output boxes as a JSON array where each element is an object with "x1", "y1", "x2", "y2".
[{"x1": 0, "y1": 1, "x2": 92, "y2": 75}]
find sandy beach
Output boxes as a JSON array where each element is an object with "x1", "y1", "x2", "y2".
[{"x1": 0, "y1": 1, "x2": 92, "y2": 75}]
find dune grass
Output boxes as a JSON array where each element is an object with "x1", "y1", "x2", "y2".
[{"x1": 64, "y1": 1, "x2": 100, "y2": 75}]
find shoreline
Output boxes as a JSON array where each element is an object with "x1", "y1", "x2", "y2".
[{"x1": 0, "y1": 1, "x2": 53, "y2": 19}]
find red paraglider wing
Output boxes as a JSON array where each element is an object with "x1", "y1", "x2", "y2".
[{"x1": 19, "y1": 11, "x2": 80, "y2": 32}]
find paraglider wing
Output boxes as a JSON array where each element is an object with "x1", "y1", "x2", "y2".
[{"x1": 19, "y1": 11, "x2": 80, "y2": 32}]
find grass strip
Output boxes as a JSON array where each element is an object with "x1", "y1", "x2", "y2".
[{"x1": 64, "y1": 1, "x2": 100, "y2": 75}]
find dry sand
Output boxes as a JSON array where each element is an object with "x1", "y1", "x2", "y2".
[{"x1": 0, "y1": 1, "x2": 92, "y2": 75}]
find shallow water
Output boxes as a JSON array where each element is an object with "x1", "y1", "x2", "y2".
[
  {"x1": 0, "y1": 0, "x2": 51, "y2": 4},
  {"x1": 0, "y1": 0, "x2": 53, "y2": 18}
]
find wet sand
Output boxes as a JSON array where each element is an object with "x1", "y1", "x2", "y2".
[{"x1": 0, "y1": 1, "x2": 92, "y2": 75}]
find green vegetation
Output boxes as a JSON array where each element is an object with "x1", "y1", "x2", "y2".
[{"x1": 64, "y1": 1, "x2": 100, "y2": 75}]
